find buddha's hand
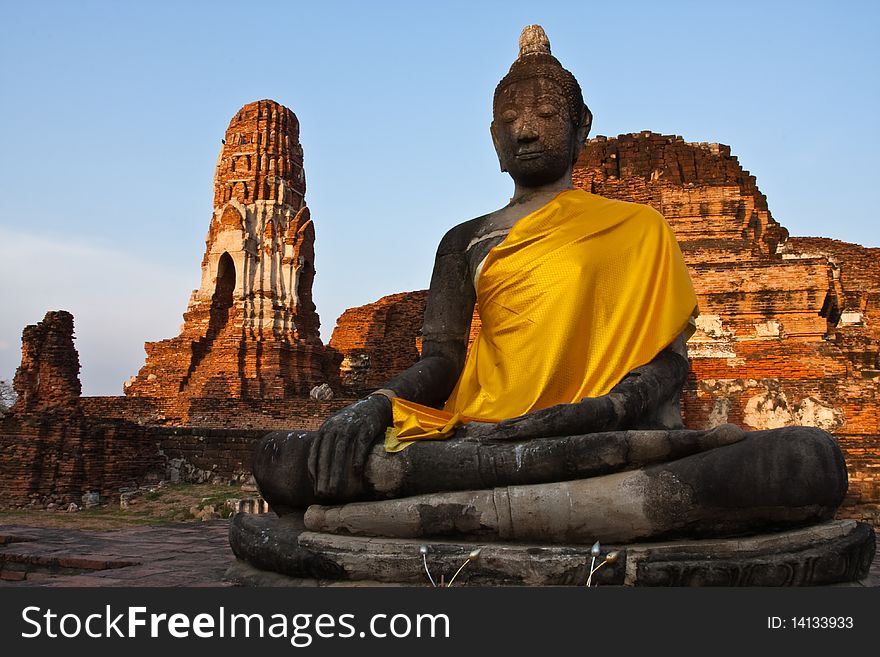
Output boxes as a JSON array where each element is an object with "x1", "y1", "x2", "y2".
[
  {"x1": 307, "y1": 395, "x2": 392, "y2": 498},
  {"x1": 490, "y1": 395, "x2": 618, "y2": 441}
]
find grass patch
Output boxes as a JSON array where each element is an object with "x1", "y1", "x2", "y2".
[{"x1": 0, "y1": 483, "x2": 249, "y2": 530}]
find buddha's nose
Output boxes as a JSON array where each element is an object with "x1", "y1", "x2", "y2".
[{"x1": 516, "y1": 117, "x2": 539, "y2": 142}]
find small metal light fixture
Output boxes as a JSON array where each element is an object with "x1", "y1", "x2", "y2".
[
  {"x1": 420, "y1": 544, "x2": 437, "y2": 588},
  {"x1": 447, "y1": 548, "x2": 482, "y2": 587},
  {"x1": 420, "y1": 545, "x2": 482, "y2": 587},
  {"x1": 586, "y1": 540, "x2": 601, "y2": 585},
  {"x1": 585, "y1": 543, "x2": 620, "y2": 587}
]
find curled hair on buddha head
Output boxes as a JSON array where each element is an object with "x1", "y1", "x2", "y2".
[{"x1": 493, "y1": 25, "x2": 593, "y2": 149}]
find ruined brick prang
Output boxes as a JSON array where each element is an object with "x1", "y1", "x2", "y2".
[
  {"x1": 333, "y1": 132, "x2": 880, "y2": 526},
  {"x1": 126, "y1": 100, "x2": 339, "y2": 403},
  {"x1": 11, "y1": 311, "x2": 81, "y2": 414}
]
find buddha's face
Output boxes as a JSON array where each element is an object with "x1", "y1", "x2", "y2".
[{"x1": 491, "y1": 76, "x2": 583, "y2": 187}]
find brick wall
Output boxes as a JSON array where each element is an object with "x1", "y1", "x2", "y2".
[
  {"x1": 154, "y1": 427, "x2": 269, "y2": 485},
  {"x1": 0, "y1": 412, "x2": 164, "y2": 507},
  {"x1": 80, "y1": 395, "x2": 352, "y2": 430}
]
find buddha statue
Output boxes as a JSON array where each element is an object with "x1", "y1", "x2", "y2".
[{"x1": 230, "y1": 26, "x2": 873, "y2": 586}]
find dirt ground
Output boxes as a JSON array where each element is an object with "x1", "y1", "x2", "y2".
[{"x1": 0, "y1": 483, "x2": 250, "y2": 530}]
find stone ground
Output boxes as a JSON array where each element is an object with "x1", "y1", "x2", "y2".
[
  {"x1": 0, "y1": 519, "x2": 878, "y2": 587},
  {"x1": 0, "y1": 521, "x2": 236, "y2": 586}
]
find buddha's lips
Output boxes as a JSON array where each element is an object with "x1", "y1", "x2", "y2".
[{"x1": 516, "y1": 150, "x2": 544, "y2": 160}]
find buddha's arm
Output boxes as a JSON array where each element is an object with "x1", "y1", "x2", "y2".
[
  {"x1": 381, "y1": 248, "x2": 475, "y2": 405},
  {"x1": 308, "y1": 227, "x2": 475, "y2": 496},
  {"x1": 489, "y1": 332, "x2": 691, "y2": 441}
]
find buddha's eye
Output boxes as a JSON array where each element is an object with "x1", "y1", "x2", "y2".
[
  {"x1": 537, "y1": 104, "x2": 557, "y2": 117},
  {"x1": 501, "y1": 109, "x2": 518, "y2": 123}
]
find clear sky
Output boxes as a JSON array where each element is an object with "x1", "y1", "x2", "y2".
[{"x1": 1, "y1": 0, "x2": 878, "y2": 395}]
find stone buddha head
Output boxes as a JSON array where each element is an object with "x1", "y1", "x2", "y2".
[{"x1": 491, "y1": 25, "x2": 593, "y2": 187}]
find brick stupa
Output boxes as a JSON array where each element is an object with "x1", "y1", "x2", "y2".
[{"x1": 126, "y1": 100, "x2": 337, "y2": 401}]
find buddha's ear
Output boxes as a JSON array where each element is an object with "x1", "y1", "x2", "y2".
[
  {"x1": 490, "y1": 122, "x2": 507, "y2": 172},
  {"x1": 579, "y1": 106, "x2": 592, "y2": 143},
  {"x1": 572, "y1": 106, "x2": 592, "y2": 164}
]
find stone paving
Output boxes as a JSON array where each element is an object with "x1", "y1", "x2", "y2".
[
  {"x1": 0, "y1": 520, "x2": 237, "y2": 587},
  {"x1": 1, "y1": 519, "x2": 878, "y2": 587}
]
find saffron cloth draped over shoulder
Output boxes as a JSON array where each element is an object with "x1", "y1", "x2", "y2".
[{"x1": 385, "y1": 189, "x2": 698, "y2": 452}]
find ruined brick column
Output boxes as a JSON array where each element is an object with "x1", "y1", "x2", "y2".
[
  {"x1": 11, "y1": 310, "x2": 81, "y2": 414},
  {"x1": 126, "y1": 100, "x2": 338, "y2": 402}
]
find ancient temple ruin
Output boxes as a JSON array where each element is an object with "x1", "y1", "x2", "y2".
[
  {"x1": 1, "y1": 125, "x2": 877, "y2": 531},
  {"x1": 126, "y1": 100, "x2": 337, "y2": 401}
]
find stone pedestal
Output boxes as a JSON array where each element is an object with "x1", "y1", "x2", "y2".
[{"x1": 227, "y1": 512, "x2": 876, "y2": 587}]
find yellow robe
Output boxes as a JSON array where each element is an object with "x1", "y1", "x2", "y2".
[{"x1": 386, "y1": 189, "x2": 698, "y2": 452}]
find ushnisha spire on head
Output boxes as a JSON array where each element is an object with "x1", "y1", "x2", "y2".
[
  {"x1": 494, "y1": 24, "x2": 592, "y2": 132},
  {"x1": 518, "y1": 24, "x2": 551, "y2": 56}
]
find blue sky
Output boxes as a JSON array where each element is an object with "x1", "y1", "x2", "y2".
[{"x1": 1, "y1": 1, "x2": 878, "y2": 394}]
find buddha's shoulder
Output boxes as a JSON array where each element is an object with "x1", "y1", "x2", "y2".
[{"x1": 435, "y1": 213, "x2": 493, "y2": 255}]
